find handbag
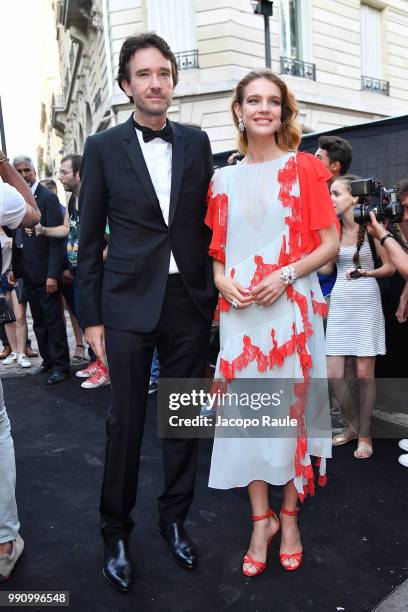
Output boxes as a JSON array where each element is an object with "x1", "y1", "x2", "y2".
[{"x1": 0, "y1": 296, "x2": 16, "y2": 325}]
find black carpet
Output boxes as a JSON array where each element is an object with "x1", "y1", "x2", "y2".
[{"x1": 1, "y1": 375, "x2": 407, "y2": 612}]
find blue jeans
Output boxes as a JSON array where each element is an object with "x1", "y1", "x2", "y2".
[
  {"x1": 0, "y1": 383, "x2": 19, "y2": 543},
  {"x1": 150, "y1": 349, "x2": 160, "y2": 383}
]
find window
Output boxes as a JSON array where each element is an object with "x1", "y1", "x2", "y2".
[
  {"x1": 360, "y1": 4, "x2": 388, "y2": 94},
  {"x1": 361, "y1": 4, "x2": 382, "y2": 79},
  {"x1": 145, "y1": 0, "x2": 198, "y2": 68},
  {"x1": 279, "y1": 0, "x2": 315, "y2": 80},
  {"x1": 280, "y1": 0, "x2": 303, "y2": 60}
]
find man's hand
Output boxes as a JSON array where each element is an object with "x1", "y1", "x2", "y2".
[
  {"x1": 396, "y1": 296, "x2": 408, "y2": 323},
  {"x1": 46, "y1": 278, "x2": 58, "y2": 293},
  {"x1": 84, "y1": 325, "x2": 106, "y2": 363},
  {"x1": 366, "y1": 211, "x2": 388, "y2": 241},
  {"x1": 7, "y1": 271, "x2": 16, "y2": 287},
  {"x1": 62, "y1": 269, "x2": 74, "y2": 285}
]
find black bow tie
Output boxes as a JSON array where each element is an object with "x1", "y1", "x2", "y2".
[{"x1": 133, "y1": 118, "x2": 173, "y2": 144}]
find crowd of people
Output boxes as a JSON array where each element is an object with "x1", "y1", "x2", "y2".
[
  {"x1": 0, "y1": 154, "x2": 110, "y2": 388},
  {"x1": 0, "y1": 31, "x2": 407, "y2": 594}
]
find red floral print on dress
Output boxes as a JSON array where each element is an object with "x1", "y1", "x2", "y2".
[{"x1": 311, "y1": 290, "x2": 328, "y2": 317}]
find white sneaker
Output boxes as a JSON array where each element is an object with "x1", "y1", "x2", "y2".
[
  {"x1": 17, "y1": 354, "x2": 31, "y2": 368},
  {"x1": 398, "y1": 453, "x2": 408, "y2": 467},
  {"x1": 2, "y1": 352, "x2": 17, "y2": 365},
  {"x1": 398, "y1": 439, "x2": 408, "y2": 452},
  {"x1": 0, "y1": 534, "x2": 24, "y2": 581}
]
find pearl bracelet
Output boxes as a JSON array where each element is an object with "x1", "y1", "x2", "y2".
[{"x1": 280, "y1": 265, "x2": 297, "y2": 285}]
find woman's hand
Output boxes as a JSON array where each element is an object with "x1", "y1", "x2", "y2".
[
  {"x1": 7, "y1": 271, "x2": 16, "y2": 287},
  {"x1": 215, "y1": 274, "x2": 253, "y2": 309},
  {"x1": 251, "y1": 270, "x2": 287, "y2": 306},
  {"x1": 346, "y1": 267, "x2": 370, "y2": 280}
]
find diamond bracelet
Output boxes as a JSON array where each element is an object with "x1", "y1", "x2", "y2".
[{"x1": 280, "y1": 265, "x2": 297, "y2": 285}]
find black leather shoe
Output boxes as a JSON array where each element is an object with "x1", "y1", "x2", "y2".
[
  {"x1": 47, "y1": 371, "x2": 69, "y2": 385},
  {"x1": 158, "y1": 521, "x2": 197, "y2": 569},
  {"x1": 102, "y1": 535, "x2": 134, "y2": 592},
  {"x1": 32, "y1": 363, "x2": 52, "y2": 374}
]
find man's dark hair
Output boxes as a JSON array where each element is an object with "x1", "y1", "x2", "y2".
[
  {"x1": 61, "y1": 153, "x2": 82, "y2": 176},
  {"x1": 396, "y1": 178, "x2": 408, "y2": 200},
  {"x1": 117, "y1": 33, "x2": 179, "y2": 102},
  {"x1": 40, "y1": 179, "x2": 57, "y2": 190},
  {"x1": 318, "y1": 135, "x2": 353, "y2": 175}
]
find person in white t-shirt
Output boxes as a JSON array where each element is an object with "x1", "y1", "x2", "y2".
[{"x1": 0, "y1": 150, "x2": 40, "y2": 581}]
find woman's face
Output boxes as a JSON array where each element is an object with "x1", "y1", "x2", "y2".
[
  {"x1": 330, "y1": 179, "x2": 356, "y2": 216},
  {"x1": 235, "y1": 78, "x2": 282, "y2": 139}
]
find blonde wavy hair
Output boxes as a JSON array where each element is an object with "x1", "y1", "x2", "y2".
[{"x1": 231, "y1": 70, "x2": 301, "y2": 154}]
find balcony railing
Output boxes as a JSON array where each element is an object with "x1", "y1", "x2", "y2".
[
  {"x1": 361, "y1": 76, "x2": 389, "y2": 96},
  {"x1": 280, "y1": 57, "x2": 316, "y2": 81},
  {"x1": 175, "y1": 50, "x2": 199, "y2": 70}
]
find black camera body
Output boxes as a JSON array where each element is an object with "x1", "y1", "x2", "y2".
[{"x1": 351, "y1": 178, "x2": 403, "y2": 225}]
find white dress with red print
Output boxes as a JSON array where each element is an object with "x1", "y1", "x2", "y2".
[{"x1": 205, "y1": 152, "x2": 336, "y2": 501}]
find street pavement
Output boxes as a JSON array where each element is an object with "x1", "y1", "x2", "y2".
[
  {"x1": 1, "y1": 309, "x2": 407, "y2": 610},
  {"x1": 0, "y1": 306, "x2": 87, "y2": 377}
]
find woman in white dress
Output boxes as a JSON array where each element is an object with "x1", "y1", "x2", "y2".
[
  {"x1": 325, "y1": 176, "x2": 394, "y2": 459},
  {"x1": 205, "y1": 70, "x2": 339, "y2": 576}
]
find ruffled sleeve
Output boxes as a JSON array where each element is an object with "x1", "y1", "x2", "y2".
[
  {"x1": 205, "y1": 169, "x2": 228, "y2": 263},
  {"x1": 297, "y1": 152, "x2": 340, "y2": 254}
]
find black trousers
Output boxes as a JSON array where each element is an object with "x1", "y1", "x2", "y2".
[
  {"x1": 25, "y1": 280, "x2": 70, "y2": 372},
  {"x1": 101, "y1": 274, "x2": 212, "y2": 537}
]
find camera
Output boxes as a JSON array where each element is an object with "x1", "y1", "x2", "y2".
[{"x1": 351, "y1": 178, "x2": 403, "y2": 225}]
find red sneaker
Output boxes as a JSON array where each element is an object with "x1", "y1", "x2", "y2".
[
  {"x1": 81, "y1": 364, "x2": 110, "y2": 389},
  {"x1": 76, "y1": 360, "x2": 101, "y2": 378}
]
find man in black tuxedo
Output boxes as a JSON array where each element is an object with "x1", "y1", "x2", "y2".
[
  {"x1": 12, "y1": 156, "x2": 70, "y2": 384},
  {"x1": 77, "y1": 33, "x2": 217, "y2": 592}
]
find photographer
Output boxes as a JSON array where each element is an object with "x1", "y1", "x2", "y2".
[
  {"x1": 366, "y1": 179, "x2": 408, "y2": 277},
  {"x1": 365, "y1": 181, "x2": 408, "y2": 468},
  {"x1": 0, "y1": 150, "x2": 40, "y2": 581}
]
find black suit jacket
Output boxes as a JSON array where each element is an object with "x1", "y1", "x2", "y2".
[
  {"x1": 12, "y1": 182, "x2": 64, "y2": 284},
  {"x1": 77, "y1": 115, "x2": 217, "y2": 332}
]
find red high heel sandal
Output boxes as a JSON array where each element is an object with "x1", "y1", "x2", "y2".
[
  {"x1": 242, "y1": 508, "x2": 280, "y2": 577},
  {"x1": 279, "y1": 506, "x2": 303, "y2": 571}
]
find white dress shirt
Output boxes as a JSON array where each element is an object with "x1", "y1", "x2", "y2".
[
  {"x1": 30, "y1": 180, "x2": 39, "y2": 195},
  {"x1": 135, "y1": 127, "x2": 179, "y2": 274}
]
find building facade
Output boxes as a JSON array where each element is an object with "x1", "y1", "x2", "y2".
[{"x1": 46, "y1": 0, "x2": 408, "y2": 167}]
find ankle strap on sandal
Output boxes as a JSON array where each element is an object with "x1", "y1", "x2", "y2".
[
  {"x1": 251, "y1": 508, "x2": 274, "y2": 522},
  {"x1": 280, "y1": 506, "x2": 299, "y2": 516}
]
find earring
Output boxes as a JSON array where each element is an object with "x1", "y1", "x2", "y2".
[{"x1": 238, "y1": 118, "x2": 245, "y2": 132}]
